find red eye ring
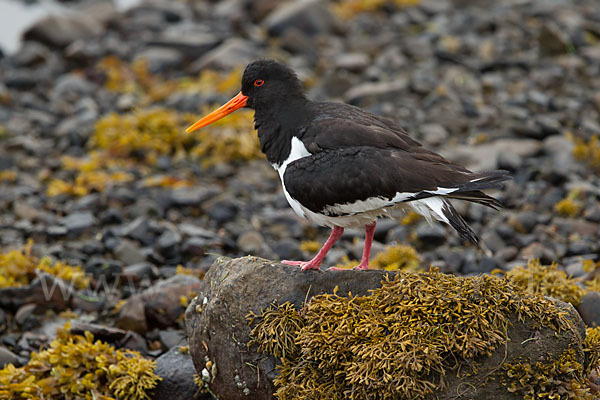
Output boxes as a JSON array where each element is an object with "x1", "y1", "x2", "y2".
[{"x1": 254, "y1": 79, "x2": 264, "y2": 87}]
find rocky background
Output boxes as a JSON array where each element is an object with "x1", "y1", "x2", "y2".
[{"x1": 0, "y1": 0, "x2": 600, "y2": 398}]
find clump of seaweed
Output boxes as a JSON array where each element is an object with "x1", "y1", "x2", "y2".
[
  {"x1": 0, "y1": 170, "x2": 17, "y2": 182},
  {"x1": 0, "y1": 323, "x2": 161, "y2": 400},
  {"x1": 332, "y1": 244, "x2": 421, "y2": 271},
  {"x1": 501, "y1": 349, "x2": 594, "y2": 400},
  {"x1": 249, "y1": 268, "x2": 571, "y2": 400},
  {"x1": 0, "y1": 241, "x2": 89, "y2": 289},
  {"x1": 554, "y1": 190, "x2": 584, "y2": 217},
  {"x1": 572, "y1": 134, "x2": 600, "y2": 172},
  {"x1": 496, "y1": 259, "x2": 585, "y2": 305},
  {"x1": 248, "y1": 302, "x2": 304, "y2": 359},
  {"x1": 584, "y1": 327, "x2": 600, "y2": 376},
  {"x1": 331, "y1": 0, "x2": 420, "y2": 19},
  {"x1": 91, "y1": 109, "x2": 193, "y2": 164}
]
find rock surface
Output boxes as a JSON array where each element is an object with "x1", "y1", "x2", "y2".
[{"x1": 185, "y1": 256, "x2": 586, "y2": 400}]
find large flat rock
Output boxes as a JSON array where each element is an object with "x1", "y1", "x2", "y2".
[{"x1": 185, "y1": 257, "x2": 586, "y2": 400}]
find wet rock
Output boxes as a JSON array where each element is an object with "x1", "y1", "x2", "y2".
[
  {"x1": 416, "y1": 222, "x2": 446, "y2": 245},
  {"x1": 61, "y1": 211, "x2": 96, "y2": 235},
  {"x1": 344, "y1": 79, "x2": 408, "y2": 106},
  {"x1": 272, "y1": 238, "x2": 303, "y2": 261},
  {"x1": 0, "y1": 273, "x2": 73, "y2": 311},
  {"x1": 121, "y1": 217, "x2": 152, "y2": 244},
  {"x1": 142, "y1": 275, "x2": 203, "y2": 328},
  {"x1": 114, "y1": 239, "x2": 146, "y2": 265},
  {"x1": 236, "y1": 230, "x2": 273, "y2": 258},
  {"x1": 153, "y1": 345, "x2": 208, "y2": 400},
  {"x1": 117, "y1": 294, "x2": 147, "y2": 334},
  {"x1": 538, "y1": 21, "x2": 570, "y2": 55},
  {"x1": 420, "y1": 123, "x2": 449, "y2": 146},
  {"x1": 12, "y1": 42, "x2": 51, "y2": 67},
  {"x1": 182, "y1": 237, "x2": 210, "y2": 257},
  {"x1": 205, "y1": 199, "x2": 238, "y2": 223},
  {"x1": 69, "y1": 321, "x2": 147, "y2": 352},
  {"x1": 0, "y1": 346, "x2": 20, "y2": 368},
  {"x1": 149, "y1": 29, "x2": 221, "y2": 60},
  {"x1": 157, "y1": 229, "x2": 181, "y2": 259},
  {"x1": 264, "y1": 0, "x2": 336, "y2": 37},
  {"x1": 190, "y1": 38, "x2": 258, "y2": 72},
  {"x1": 158, "y1": 329, "x2": 186, "y2": 349},
  {"x1": 23, "y1": 14, "x2": 103, "y2": 49},
  {"x1": 121, "y1": 262, "x2": 158, "y2": 284},
  {"x1": 170, "y1": 187, "x2": 220, "y2": 207},
  {"x1": 85, "y1": 257, "x2": 122, "y2": 281},
  {"x1": 135, "y1": 47, "x2": 183, "y2": 74},
  {"x1": 185, "y1": 257, "x2": 585, "y2": 400},
  {"x1": 442, "y1": 139, "x2": 541, "y2": 172},
  {"x1": 335, "y1": 53, "x2": 370, "y2": 73},
  {"x1": 15, "y1": 303, "x2": 38, "y2": 327},
  {"x1": 576, "y1": 291, "x2": 600, "y2": 327}
]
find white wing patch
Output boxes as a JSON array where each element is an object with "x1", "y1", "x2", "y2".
[
  {"x1": 278, "y1": 137, "x2": 312, "y2": 218},
  {"x1": 409, "y1": 197, "x2": 449, "y2": 224},
  {"x1": 424, "y1": 187, "x2": 459, "y2": 195}
]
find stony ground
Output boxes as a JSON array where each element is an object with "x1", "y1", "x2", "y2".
[{"x1": 0, "y1": 0, "x2": 599, "y2": 398}]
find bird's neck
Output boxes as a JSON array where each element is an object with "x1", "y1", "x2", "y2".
[{"x1": 253, "y1": 97, "x2": 311, "y2": 167}]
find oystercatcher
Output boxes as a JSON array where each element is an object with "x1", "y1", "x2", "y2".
[{"x1": 187, "y1": 59, "x2": 509, "y2": 271}]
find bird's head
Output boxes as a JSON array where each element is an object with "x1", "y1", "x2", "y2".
[{"x1": 186, "y1": 59, "x2": 305, "y2": 133}]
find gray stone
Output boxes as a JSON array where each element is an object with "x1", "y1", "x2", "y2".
[
  {"x1": 441, "y1": 139, "x2": 541, "y2": 172},
  {"x1": 185, "y1": 257, "x2": 586, "y2": 400},
  {"x1": 170, "y1": 187, "x2": 220, "y2": 207},
  {"x1": 117, "y1": 294, "x2": 147, "y2": 334},
  {"x1": 415, "y1": 222, "x2": 446, "y2": 245},
  {"x1": 61, "y1": 212, "x2": 96, "y2": 235},
  {"x1": 135, "y1": 47, "x2": 183, "y2": 74},
  {"x1": 0, "y1": 346, "x2": 20, "y2": 368},
  {"x1": 157, "y1": 229, "x2": 181, "y2": 259},
  {"x1": 264, "y1": 0, "x2": 336, "y2": 37},
  {"x1": 420, "y1": 123, "x2": 449, "y2": 146},
  {"x1": 121, "y1": 217, "x2": 152, "y2": 244},
  {"x1": 23, "y1": 14, "x2": 103, "y2": 48},
  {"x1": 114, "y1": 239, "x2": 146, "y2": 266},
  {"x1": 576, "y1": 291, "x2": 600, "y2": 327},
  {"x1": 335, "y1": 53, "x2": 370, "y2": 72},
  {"x1": 182, "y1": 237, "x2": 209, "y2": 257},
  {"x1": 190, "y1": 39, "x2": 257, "y2": 72},
  {"x1": 538, "y1": 21, "x2": 570, "y2": 55},
  {"x1": 343, "y1": 79, "x2": 408, "y2": 106},
  {"x1": 153, "y1": 345, "x2": 208, "y2": 400},
  {"x1": 85, "y1": 257, "x2": 122, "y2": 281},
  {"x1": 236, "y1": 230, "x2": 272, "y2": 257},
  {"x1": 142, "y1": 275, "x2": 203, "y2": 328},
  {"x1": 158, "y1": 329, "x2": 186, "y2": 349},
  {"x1": 121, "y1": 262, "x2": 158, "y2": 284}
]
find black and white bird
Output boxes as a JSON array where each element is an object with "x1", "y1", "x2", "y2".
[{"x1": 186, "y1": 59, "x2": 510, "y2": 271}]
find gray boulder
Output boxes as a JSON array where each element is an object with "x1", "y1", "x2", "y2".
[{"x1": 185, "y1": 257, "x2": 587, "y2": 400}]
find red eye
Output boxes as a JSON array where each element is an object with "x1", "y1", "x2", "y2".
[{"x1": 254, "y1": 79, "x2": 264, "y2": 87}]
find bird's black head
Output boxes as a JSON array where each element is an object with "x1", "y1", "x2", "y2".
[
  {"x1": 185, "y1": 59, "x2": 306, "y2": 134},
  {"x1": 240, "y1": 59, "x2": 306, "y2": 109}
]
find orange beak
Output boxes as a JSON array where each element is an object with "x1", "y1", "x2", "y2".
[{"x1": 186, "y1": 91, "x2": 249, "y2": 133}]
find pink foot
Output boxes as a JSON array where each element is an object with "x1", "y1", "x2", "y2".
[
  {"x1": 281, "y1": 260, "x2": 304, "y2": 266},
  {"x1": 328, "y1": 263, "x2": 369, "y2": 271},
  {"x1": 282, "y1": 260, "x2": 321, "y2": 271}
]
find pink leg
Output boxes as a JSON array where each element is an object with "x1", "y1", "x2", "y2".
[
  {"x1": 354, "y1": 221, "x2": 376, "y2": 270},
  {"x1": 329, "y1": 221, "x2": 376, "y2": 271},
  {"x1": 282, "y1": 226, "x2": 344, "y2": 271}
]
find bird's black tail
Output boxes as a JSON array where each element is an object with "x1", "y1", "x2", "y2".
[
  {"x1": 440, "y1": 199, "x2": 479, "y2": 244},
  {"x1": 442, "y1": 170, "x2": 510, "y2": 244},
  {"x1": 447, "y1": 170, "x2": 511, "y2": 210}
]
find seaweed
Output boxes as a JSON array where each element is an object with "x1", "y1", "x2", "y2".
[{"x1": 248, "y1": 268, "x2": 572, "y2": 400}]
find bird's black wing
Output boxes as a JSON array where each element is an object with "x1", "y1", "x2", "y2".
[
  {"x1": 301, "y1": 102, "x2": 470, "y2": 173},
  {"x1": 284, "y1": 146, "x2": 476, "y2": 215}
]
